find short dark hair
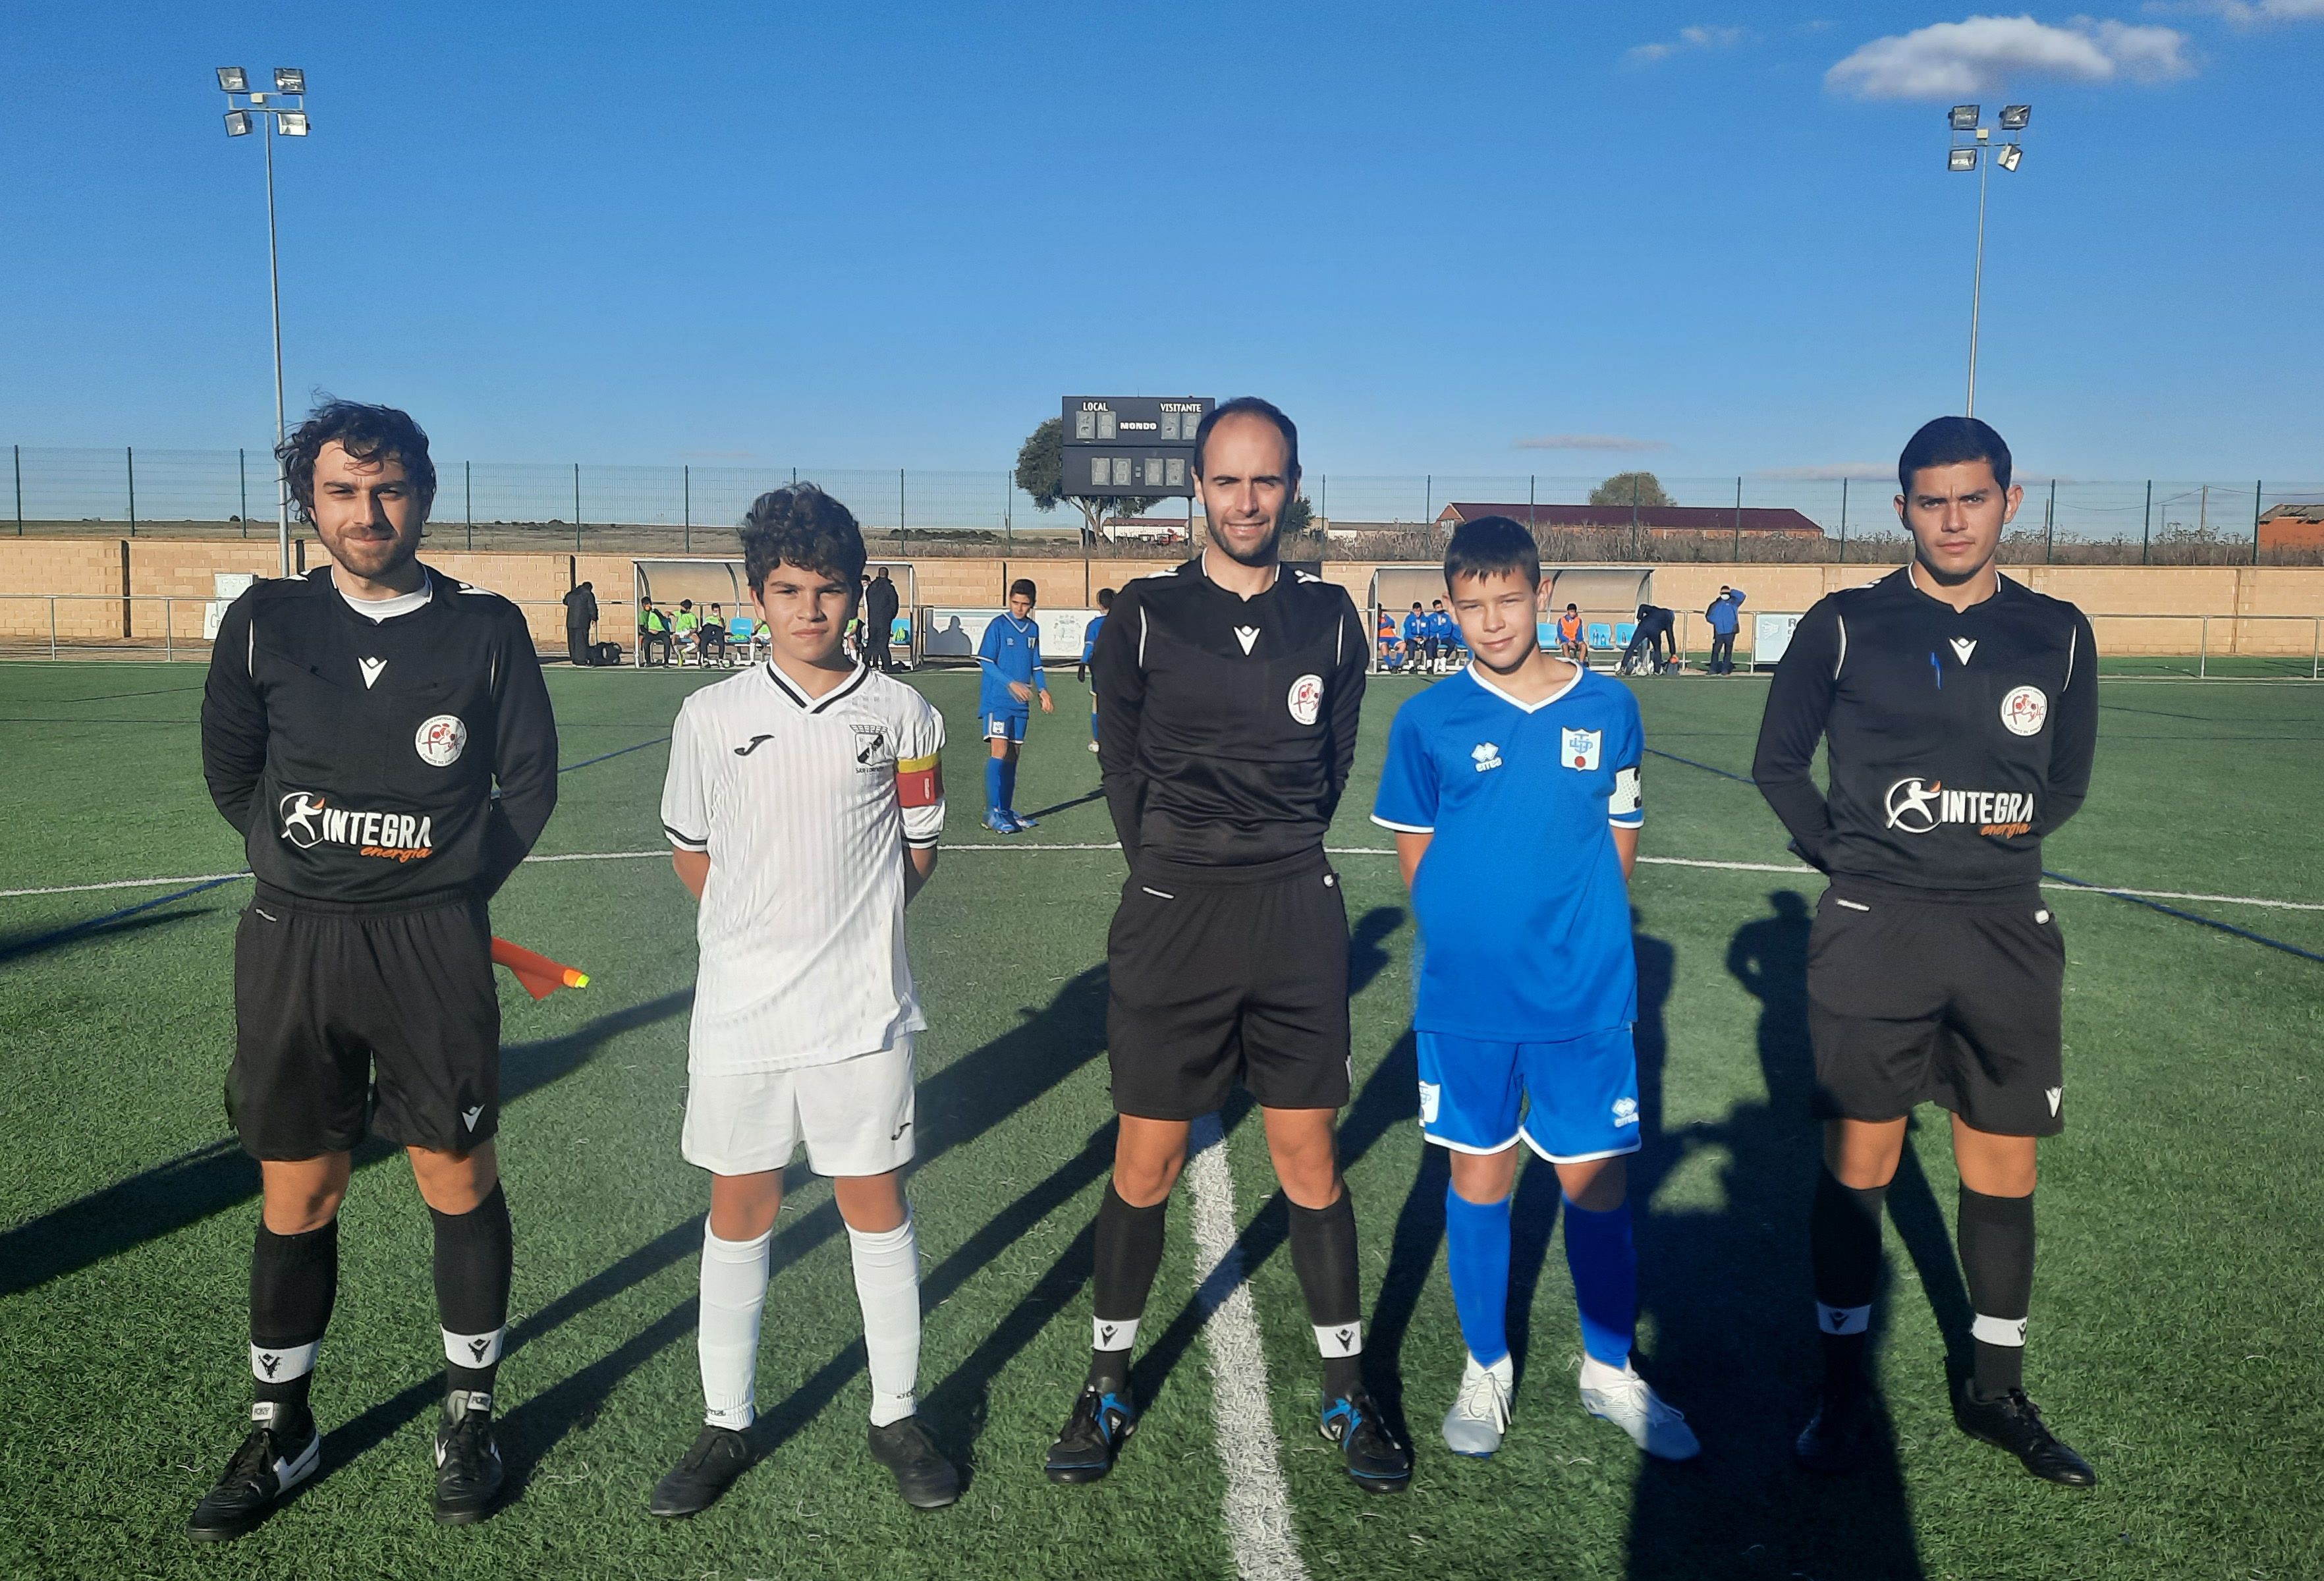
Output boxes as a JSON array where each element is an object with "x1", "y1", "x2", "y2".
[
  {"x1": 1009, "y1": 578, "x2": 1037, "y2": 601},
  {"x1": 1899, "y1": 416, "x2": 2012, "y2": 495},
  {"x1": 278, "y1": 399, "x2": 435, "y2": 522},
  {"x1": 739, "y1": 483, "x2": 866, "y2": 592},
  {"x1": 1443, "y1": 514, "x2": 1541, "y2": 591},
  {"x1": 1192, "y1": 397, "x2": 1300, "y2": 479},
  {"x1": 1565, "y1": 602, "x2": 1578, "y2": 611},
  {"x1": 1097, "y1": 586, "x2": 1116, "y2": 609}
]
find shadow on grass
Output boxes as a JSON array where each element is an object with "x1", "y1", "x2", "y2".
[
  {"x1": 0, "y1": 903, "x2": 219, "y2": 968},
  {"x1": 1620, "y1": 889, "x2": 1937, "y2": 1581},
  {"x1": 0, "y1": 989, "x2": 692, "y2": 1300}
]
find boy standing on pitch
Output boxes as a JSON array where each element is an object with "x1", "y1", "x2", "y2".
[
  {"x1": 1372, "y1": 515, "x2": 1699, "y2": 1462},
  {"x1": 977, "y1": 578, "x2": 1053, "y2": 832},
  {"x1": 1078, "y1": 586, "x2": 1115, "y2": 754},
  {"x1": 652, "y1": 484, "x2": 957, "y2": 1515}
]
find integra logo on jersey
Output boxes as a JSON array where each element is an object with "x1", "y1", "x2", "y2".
[
  {"x1": 1883, "y1": 777, "x2": 2035, "y2": 838},
  {"x1": 277, "y1": 791, "x2": 435, "y2": 862}
]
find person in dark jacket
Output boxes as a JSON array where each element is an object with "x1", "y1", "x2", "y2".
[
  {"x1": 190, "y1": 399, "x2": 557, "y2": 1539},
  {"x1": 864, "y1": 567, "x2": 902, "y2": 671},
  {"x1": 1704, "y1": 585, "x2": 1746, "y2": 674},
  {"x1": 563, "y1": 580, "x2": 599, "y2": 665},
  {"x1": 1619, "y1": 603, "x2": 1675, "y2": 675}
]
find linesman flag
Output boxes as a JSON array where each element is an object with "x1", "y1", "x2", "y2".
[{"x1": 492, "y1": 937, "x2": 591, "y2": 1001}]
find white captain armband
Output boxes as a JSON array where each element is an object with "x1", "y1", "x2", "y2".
[{"x1": 1609, "y1": 764, "x2": 1644, "y2": 823}]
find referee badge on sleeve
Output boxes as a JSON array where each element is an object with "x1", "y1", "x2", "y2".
[{"x1": 1561, "y1": 727, "x2": 1602, "y2": 771}]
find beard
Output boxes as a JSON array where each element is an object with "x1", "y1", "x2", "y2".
[{"x1": 1210, "y1": 516, "x2": 1283, "y2": 568}]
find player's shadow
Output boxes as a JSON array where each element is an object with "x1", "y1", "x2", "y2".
[
  {"x1": 493, "y1": 963, "x2": 1113, "y2": 1498},
  {"x1": 0, "y1": 903, "x2": 219, "y2": 968},
  {"x1": 0, "y1": 989, "x2": 691, "y2": 1300},
  {"x1": 1018, "y1": 787, "x2": 1105, "y2": 821},
  {"x1": 1622, "y1": 889, "x2": 1943, "y2": 1581}
]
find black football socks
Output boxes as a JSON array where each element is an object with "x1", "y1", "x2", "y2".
[
  {"x1": 1957, "y1": 1185, "x2": 2035, "y2": 1399},
  {"x1": 1286, "y1": 1188, "x2": 1365, "y2": 1399},
  {"x1": 431, "y1": 1182, "x2": 512, "y2": 1399},
  {"x1": 250, "y1": 1218, "x2": 339, "y2": 1424},
  {"x1": 1087, "y1": 1184, "x2": 1166, "y2": 1393},
  {"x1": 1810, "y1": 1166, "x2": 1887, "y2": 1397}
]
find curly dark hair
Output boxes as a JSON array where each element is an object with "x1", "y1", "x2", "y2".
[
  {"x1": 739, "y1": 483, "x2": 866, "y2": 594},
  {"x1": 277, "y1": 399, "x2": 437, "y2": 522}
]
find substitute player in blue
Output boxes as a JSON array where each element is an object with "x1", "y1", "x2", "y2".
[
  {"x1": 1402, "y1": 602, "x2": 1432, "y2": 671},
  {"x1": 1077, "y1": 587, "x2": 1114, "y2": 756},
  {"x1": 978, "y1": 578, "x2": 1053, "y2": 831},
  {"x1": 1373, "y1": 515, "x2": 1700, "y2": 1462}
]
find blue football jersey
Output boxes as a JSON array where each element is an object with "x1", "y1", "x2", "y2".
[
  {"x1": 1372, "y1": 665, "x2": 1644, "y2": 1040},
  {"x1": 978, "y1": 613, "x2": 1044, "y2": 711},
  {"x1": 1402, "y1": 611, "x2": 1429, "y2": 645},
  {"x1": 1081, "y1": 612, "x2": 1107, "y2": 664}
]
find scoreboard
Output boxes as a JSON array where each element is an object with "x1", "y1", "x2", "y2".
[{"x1": 1062, "y1": 396, "x2": 1213, "y2": 498}]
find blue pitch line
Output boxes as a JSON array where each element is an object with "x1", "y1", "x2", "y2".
[
  {"x1": 559, "y1": 735, "x2": 671, "y2": 774},
  {"x1": 1644, "y1": 747, "x2": 2324, "y2": 966},
  {"x1": 0, "y1": 874, "x2": 249, "y2": 965}
]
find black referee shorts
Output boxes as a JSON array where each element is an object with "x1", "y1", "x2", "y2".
[
  {"x1": 1806, "y1": 887, "x2": 2066, "y2": 1138},
  {"x1": 229, "y1": 886, "x2": 502, "y2": 1160},
  {"x1": 1107, "y1": 848, "x2": 1351, "y2": 1120}
]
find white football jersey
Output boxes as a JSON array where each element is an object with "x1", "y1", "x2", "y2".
[{"x1": 660, "y1": 661, "x2": 946, "y2": 1074}]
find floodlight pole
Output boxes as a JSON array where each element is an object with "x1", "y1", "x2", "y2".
[
  {"x1": 1966, "y1": 139, "x2": 1989, "y2": 418},
  {"x1": 264, "y1": 113, "x2": 290, "y2": 577}
]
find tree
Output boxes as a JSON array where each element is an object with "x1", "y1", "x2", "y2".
[
  {"x1": 1015, "y1": 418, "x2": 1161, "y2": 541},
  {"x1": 1283, "y1": 493, "x2": 1314, "y2": 536},
  {"x1": 1590, "y1": 471, "x2": 1673, "y2": 509}
]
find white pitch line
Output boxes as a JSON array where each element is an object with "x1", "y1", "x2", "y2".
[
  {"x1": 9, "y1": 847, "x2": 2323, "y2": 914},
  {"x1": 1184, "y1": 1111, "x2": 1306, "y2": 1581}
]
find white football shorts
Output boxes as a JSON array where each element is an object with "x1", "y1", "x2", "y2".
[{"x1": 680, "y1": 1036, "x2": 916, "y2": 1178}]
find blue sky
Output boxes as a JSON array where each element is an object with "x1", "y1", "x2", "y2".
[{"x1": 4, "y1": 1, "x2": 2319, "y2": 482}]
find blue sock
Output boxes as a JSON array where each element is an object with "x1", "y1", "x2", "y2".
[
  {"x1": 999, "y1": 755, "x2": 1018, "y2": 812},
  {"x1": 1443, "y1": 1184, "x2": 1512, "y2": 1369},
  {"x1": 1562, "y1": 1196, "x2": 1637, "y2": 1368},
  {"x1": 984, "y1": 756, "x2": 1005, "y2": 814}
]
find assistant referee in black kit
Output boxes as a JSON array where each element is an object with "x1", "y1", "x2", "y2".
[
  {"x1": 1040, "y1": 398, "x2": 1410, "y2": 1493},
  {"x1": 190, "y1": 402, "x2": 557, "y2": 1539},
  {"x1": 1754, "y1": 416, "x2": 2099, "y2": 1485}
]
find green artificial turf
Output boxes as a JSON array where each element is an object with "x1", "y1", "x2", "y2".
[{"x1": 1, "y1": 659, "x2": 2319, "y2": 1580}]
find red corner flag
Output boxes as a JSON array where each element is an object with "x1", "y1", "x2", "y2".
[{"x1": 491, "y1": 937, "x2": 591, "y2": 1001}]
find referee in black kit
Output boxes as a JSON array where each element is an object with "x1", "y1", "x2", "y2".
[
  {"x1": 1041, "y1": 398, "x2": 1411, "y2": 1491},
  {"x1": 1752, "y1": 416, "x2": 2099, "y2": 1485},
  {"x1": 190, "y1": 401, "x2": 557, "y2": 1538}
]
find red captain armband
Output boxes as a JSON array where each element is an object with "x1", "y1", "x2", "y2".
[{"x1": 897, "y1": 752, "x2": 942, "y2": 809}]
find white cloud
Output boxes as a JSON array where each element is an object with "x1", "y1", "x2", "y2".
[
  {"x1": 1515, "y1": 434, "x2": 1673, "y2": 453},
  {"x1": 1626, "y1": 24, "x2": 1748, "y2": 63},
  {"x1": 1827, "y1": 13, "x2": 2192, "y2": 99},
  {"x1": 1750, "y1": 463, "x2": 1890, "y2": 480},
  {"x1": 2179, "y1": 0, "x2": 2324, "y2": 20}
]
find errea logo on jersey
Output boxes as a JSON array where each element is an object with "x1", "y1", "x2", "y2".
[
  {"x1": 1883, "y1": 778, "x2": 2035, "y2": 838},
  {"x1": 277, "y1": 792, "x2": 435, "y2": 862},
  {"x1": 1471, "y1": 742, "x2": 1503, "y2": 772}
]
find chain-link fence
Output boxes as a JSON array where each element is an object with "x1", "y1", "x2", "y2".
[{"x1": 7, "y1": 445, "x2": 2321, "y2": 565}]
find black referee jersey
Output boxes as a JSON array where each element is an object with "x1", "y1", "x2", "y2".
[
  {"x1": 201, "y1": 565, "x2": 559, "y2": 906},
  {"x1": 1752, "y1": 567, "x2": 2097, "y2": 902},
  {"x1": 1091, "y1": 558, "x2": 1368, "y2": 869}
]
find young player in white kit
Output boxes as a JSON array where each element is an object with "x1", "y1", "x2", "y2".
[{"x1": 651, "y1": 484, "x2": 957, "y2": 1516}]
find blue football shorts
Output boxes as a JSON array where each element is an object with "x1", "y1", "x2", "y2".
[
  {"x1": 982, "y1": 707, "x2": 1028, "y2": 742},
  {"x1": 1415, "y1": 1025, "x2": 1641, "y2": 1163}
]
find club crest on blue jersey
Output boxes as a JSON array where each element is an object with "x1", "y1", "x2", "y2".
[{"x1": 1562, "y1": 727, "x2": 1601, "y2": 771}]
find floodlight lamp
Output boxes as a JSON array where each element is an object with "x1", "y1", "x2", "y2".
[
  {"x1": 1995, "y1": 142, "x2": 2021, "y2": 172},
  {"x1": 274, "y1": 67, "x2": 304, "y2": 94},
  {"x1": 1999, "y1": 103, "x2": 2031, "y2": 130},
  {"x1": 1949, "y1": 103, "x2": 1980, "y2": 130},
  {"x1": 1948, "y1": 147, "x2": 1977, "y2": 171},
  {"x1": 216, "y1": 66, "x2": 248, "y2": 94},
  {"x1": 279, "y1": 111, "x2": 309, "y2": 136},
  {"x1": 224, "y1": 109, "x2": 254, "y2": 136}
]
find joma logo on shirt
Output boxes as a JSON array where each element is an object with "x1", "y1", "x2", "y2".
[
  {"x1": 277, "y1": 791, "x2": 435, "y2": 862},
  {"x1": 1883, "y1": 777, "x2": 2035, "y2": 838}
]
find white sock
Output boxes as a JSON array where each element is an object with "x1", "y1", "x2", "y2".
[
  {"x1": 698, "y1": 1224, "x2": 772, "y2": 1431},
  {"x1": 1578, "y1": 1352, "x2": 1636, "y2": 1391},
  {"x1": 848, "y1": 1212, "x2": 922, "y2": 1428}
]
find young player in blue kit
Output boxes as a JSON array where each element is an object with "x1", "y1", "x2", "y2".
[
  {"x1": 1077, "y1": 587, "x2": 1114, "y2": 755},
  {"x1": 1373, "y1": 516, "x2": 1699, "y2": 1462},
  {"x1": 978, "y1": 578, "x2": 1053, "y2": 832}
]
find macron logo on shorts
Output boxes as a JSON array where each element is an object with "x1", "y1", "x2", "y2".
[
  {"x1": 462, "y1": 1105, "x2": 484, "y2": 1131},
  {"x1": 2045, "y1": 1086, "x2": 2062, "y2": 1117}
]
